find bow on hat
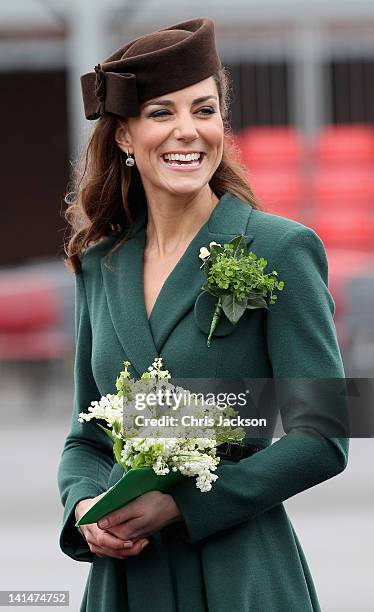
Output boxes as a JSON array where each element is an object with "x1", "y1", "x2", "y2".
[{"x1": 81, "y1": 64, "x2": 140, "y2": 120}]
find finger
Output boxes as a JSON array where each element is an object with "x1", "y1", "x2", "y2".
[
  {"x1": 78, "y1": 526, "x2": 88, "y2": 541},
  {"x1": 89, "y1": 537, "x2": 149, "y2": 560},
  {"x1": 122, "y1": 539, "x2": 150, "y2": 557},
  {"x1": 97, "y1": 499, "x2": 141, "y2": 529},
  {"x1": 94, "y1": 529, "x2": 131, "y2": 552},
  {"x1": 89, "y1": 545, "x2": 105, "y2": 558},
  {"x1": 85, "y1": 526, "x2": 130, "y2": 550},
  {"x1": 104, "y1": 517, "x2": 145, "y2": 541},
  {"x1": 89, "y1": 544, "x2": 128, "y2": 560}
]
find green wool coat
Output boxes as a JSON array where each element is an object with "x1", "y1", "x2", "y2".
[{"x1": 57, "y1": 191, "x2": 349, "y2": 612}]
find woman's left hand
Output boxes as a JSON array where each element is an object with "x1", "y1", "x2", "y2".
[{"x1": 96, "y1": 491, "x2": 183, "y2": 543}]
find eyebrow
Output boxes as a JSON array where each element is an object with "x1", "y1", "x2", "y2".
[{"x1": 143, "y1": 95, "x2": 218, "y2": 108}]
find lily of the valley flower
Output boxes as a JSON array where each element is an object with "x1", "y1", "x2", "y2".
[{"x1": 78, "y1": 357, "x2": 246, "y2": 492}]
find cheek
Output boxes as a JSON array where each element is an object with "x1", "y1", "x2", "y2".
[
  {"x1": 205, "y1": 121, "x2": 224, "y2": 151},
  {"x1": 132, "y1": 123, "x2": 166, "y2": 161},
  {"x1": 149, "y1": 118, "x2": 171, "y2": 139},
  {"x1": 145, "y1": 129, "x2": 167, "y2": 152}
]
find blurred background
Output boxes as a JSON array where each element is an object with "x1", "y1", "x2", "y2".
[{"x1": 0, "y1": 1, "x2": 373, "y2": 610}]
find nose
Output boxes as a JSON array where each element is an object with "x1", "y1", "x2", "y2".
[{"x1": 173, "y1": 111, "x2": 199, "y2": 141}]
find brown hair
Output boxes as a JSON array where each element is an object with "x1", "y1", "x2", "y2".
[{"x1": 64, "y1": 65, "x2": 263, "y2": 273}]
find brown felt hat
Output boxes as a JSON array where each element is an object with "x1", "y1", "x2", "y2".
[{"x1": 80, "y1": 17, "x2": 222, "y2": 121}]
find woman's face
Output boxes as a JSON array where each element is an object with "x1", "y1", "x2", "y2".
[{"x1": 115, "y1": 76, "x2": 224, "y2": 199}]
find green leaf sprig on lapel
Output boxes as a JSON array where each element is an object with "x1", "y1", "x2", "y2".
[{"x1": 198, "y1": 235, "x2": 285, "y2": 347}]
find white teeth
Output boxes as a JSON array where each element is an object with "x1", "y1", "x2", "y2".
[{"x1": 163, "y1": 152, "x2": 201, "y2": 162}]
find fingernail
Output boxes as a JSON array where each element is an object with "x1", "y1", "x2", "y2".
[
  {"x1": 98, "y1": 519, "x2": 108, "y2": 528},
  {"x1": 123, "y1": 541, "x2": 133, "y2": 549},
  {"x1": 141, "y1": 541, "x2": 148, "y2": 549}
]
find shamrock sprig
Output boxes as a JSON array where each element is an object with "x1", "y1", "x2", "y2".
[{"x1": 198, "y1": 235, "x2": 285, "y2": 346}]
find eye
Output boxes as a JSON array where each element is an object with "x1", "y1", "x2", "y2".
[
  {"x1": 147, "y1": 106, "x2": 217, "y2": 118},
  {"x1": 197, "y1": 106, "x2": 216, "y2": 115},
  {"x1": 147, "y1": 110, "x2": 171, "y2": 118}
]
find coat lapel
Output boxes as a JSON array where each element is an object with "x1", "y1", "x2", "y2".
[
  {"x1": 101, "y1": 192, "x2": 254, "y2": 377},
  {"x1": 101, "y1": 208, "x2": 158, "y2": 378},
  {"x1": 150, "y1": 193, "x2": 255, "y2": 351}
]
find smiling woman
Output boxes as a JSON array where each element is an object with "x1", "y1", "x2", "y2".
[
  {"x1": 121, "y1": 72, "x2": 227, "y2": 319},
  {"x1": 63, "y1": 20, "x2": 259, "y2": 275},
  {"x1": 114, "y1": 77, "x2": 224, "y2": 200},
  {"x1": 57, "y1": 16, "x2": 348, "y2": 612}
]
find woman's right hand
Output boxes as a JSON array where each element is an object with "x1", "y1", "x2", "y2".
[{"x1": 75, "y1": 494, "x2": 150, "y2": 560}]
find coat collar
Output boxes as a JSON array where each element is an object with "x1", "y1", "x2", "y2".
[{"x1": 101, "y1": 192, "x2": 255, "y2": 377}]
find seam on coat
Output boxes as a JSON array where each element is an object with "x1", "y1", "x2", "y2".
[
  {"x1": 244, "y1": 206, "x2": 253, "y2": 237},
  {"x1": 79, "y1": 268, "x2": 94, "y2": 332}
]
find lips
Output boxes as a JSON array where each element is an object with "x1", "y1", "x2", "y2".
[{"x1": 160, "y1": 153, "x2": 205, "y2": 171}]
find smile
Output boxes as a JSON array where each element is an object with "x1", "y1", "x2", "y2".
[{"x1": 160, "y1": 153, "x2": 205, "y2": 172}]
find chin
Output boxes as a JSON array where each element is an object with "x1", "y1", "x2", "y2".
[
  {"x1": 161, "y1": 180, "x2": 207, "y2": 196},
  {"x1": 169, "y1": 186, "x2": 207, "y2": 198}
]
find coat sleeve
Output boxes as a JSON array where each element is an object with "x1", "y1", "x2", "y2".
[
  {"x1": 57, "y1": 266, "x2": 114, "y2": 562},
  {"x1": 170, "y1": 224, "x2": 349, "y2": 545}
]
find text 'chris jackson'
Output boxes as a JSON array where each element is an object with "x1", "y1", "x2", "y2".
[{"x1": 134, "y1": 415, "x2": 267, "y2": 428}]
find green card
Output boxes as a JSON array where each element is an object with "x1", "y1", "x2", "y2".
[{"x1": 75, "y1": 466, "x2": 185, "y2": 526}]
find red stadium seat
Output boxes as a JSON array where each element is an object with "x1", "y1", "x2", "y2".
[
  {"x1": 0, "y1": 277, "x2": 58, "y2": 331},
  {"x1": 0, "y1": 275, "x2": 69, "y2": 360},
  {"x1": 238, "y1": 126, "x2": 306, "y2": 167},
  {"x1": 247, "y1": 166, "x2": 304, "y2": 219},
  {"x1": 309, "y1": 167, "x2": 374, "y2": 211},
  {"x1": 324, "y1": 248, "x2": 374, "y2": 350},
  {"x1": 313, "y1": 124, "x2": 374, "y2": 165},
  {"x1": 308, "y1": 211, "x2": 374, "y2": 250}
]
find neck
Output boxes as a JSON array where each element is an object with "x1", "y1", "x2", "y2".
[{"x1": 143, "y1": 187, "x2": 219, "y2": 259}]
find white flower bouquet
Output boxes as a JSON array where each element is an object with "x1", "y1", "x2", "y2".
[{"x1": 76, "y1": 357, "x2": 245, "y2": 526}]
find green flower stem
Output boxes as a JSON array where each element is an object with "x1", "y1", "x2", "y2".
[{"x1": 207, "y1": 299, "x2": 222, "y2": 347}]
